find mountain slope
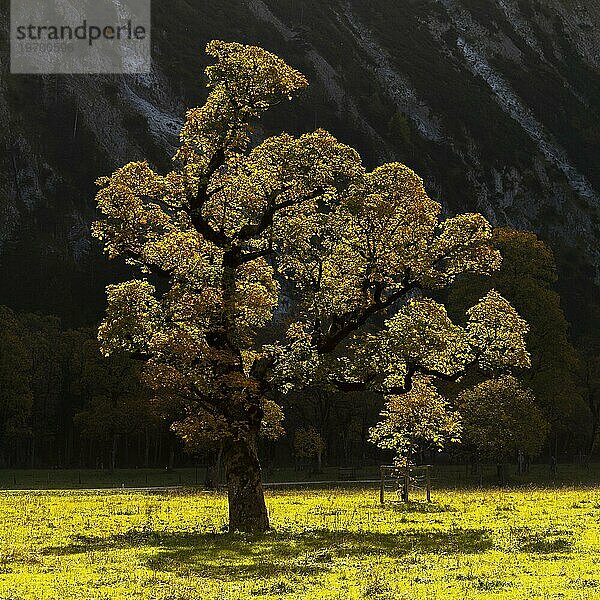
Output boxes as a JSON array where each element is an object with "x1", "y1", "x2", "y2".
[{"x1": 0, "y1": 0, "x2": 598, "y2": 327}]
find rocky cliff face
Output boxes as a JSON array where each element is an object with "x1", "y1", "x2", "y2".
[{"x1": 0, "y1": 0, "x2": 598, "y2": 325}]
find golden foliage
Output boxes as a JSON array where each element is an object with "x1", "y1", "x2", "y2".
[
  {"x1": 93, "y1": 40, "x2": 529, "y2": 450},
  {"x1": 369, "y1": 376, "x2": 461, "y2": 465}
]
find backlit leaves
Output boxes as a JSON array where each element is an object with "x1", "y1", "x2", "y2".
[
  {"x1": 177, "y1": 41, "x2": 308, "y2": 163},
  {"x1": 98, "y1": 280, "x2": 162, "y2": 356},
  {"x1": 93, "y1": 40, "x2": 530, "y2": 450},
  {"x1": 369, "y1": 376, "x2": 462, "y2": 465},
  {"x1": 467, "y1": 290, "x2": 531, "y2": 371},
  {"x1": 383, "y1": 298, "x2": 475, "y2": 376}
]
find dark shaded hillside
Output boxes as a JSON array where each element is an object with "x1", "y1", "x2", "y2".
[{"x1": 0, "y1": 0, "x2": 599, "y2": 330}]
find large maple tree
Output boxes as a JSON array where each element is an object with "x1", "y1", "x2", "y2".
[{"x1": 93, "y1": 41, "x2": 529, "y2": 532}]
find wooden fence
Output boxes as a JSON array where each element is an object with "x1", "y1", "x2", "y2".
[{"x1": 379, "y1": 465, "x2": 432, "y2": 503}]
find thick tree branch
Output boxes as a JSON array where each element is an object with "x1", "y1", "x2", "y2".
[
  {"x1": 180, "y1": 390, "x2": 222, "y2": 418},
  {"x1": 235, "y1": 186, "x2": 324, "y2": 242},
  {"x1": 187, "y1": 148, "x2": 229, "y2": 247},
  {"x1": 316, "y1": 282, "x2": 416, "y2": 354},
  {"x1": 122, "y1": 250, "x2": 175, "y2": 280},
  {"x1": 236, "y1": 247, "x2": 274, "y2": 265},
  {"x1": 333, "y1": 358, "x2": 479, "y2": 395}
]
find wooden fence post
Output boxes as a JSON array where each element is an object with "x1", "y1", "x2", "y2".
[{"x1": 402, "y1": 468, "x2": 409, "y2": 502}]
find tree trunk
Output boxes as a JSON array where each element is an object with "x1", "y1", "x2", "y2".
[
  {"x1": 223, "y1": 435, "x2": 269, "y2": 533},
  {"x1": 144, "y1": 428, "x2": 150, "y2": 468},
  {"x1": 111, "y1": 434, "x2": 118, "y2": 471},
  {"x1": 30, "y1": 436, "x2": 36, "y2": 470},
  {"x1": 168, "y1": 442, "x2": 175, "y2": 471},
  {"x1": 496, "y1": 462, "x2": 507, "y2": 486},
  {"x1": 205, "y1": 443, "x2": 223, "y2": 489},
  {"x1": 589, "y1": 418, "x2": 599, "y2": 458}
]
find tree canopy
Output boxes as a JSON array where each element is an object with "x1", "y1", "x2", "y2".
[
  {"x1": 458, "y1": 375, "x2": 548, "y2": 465},
  {"x1": 93, "y1": 40, "x2": 530, "y2": 532},
  {"x1": 369, "y1": 375, "x2": 461, "y2": 466},
  {"x1": 448, "y1": 228, "x2": 582, "y2": 445},
  {"x1": 294, "y1": 426, "x2": 326, "y2": 471}
]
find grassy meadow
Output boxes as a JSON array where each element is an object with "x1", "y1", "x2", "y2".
[{"x1": 0, "y1": 484, "x2": 599, "y2": 599}]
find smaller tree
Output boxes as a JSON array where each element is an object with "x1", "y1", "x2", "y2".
[
  {"x1": 294, "y1": 427, "x2": 326, "y2": 472},
  {"x1": 458, "y1": 375, "x2": 548, "y2": 484},
  {"x1": 369, "y1": 376, "x2": 461, "y2": 467},
  {"x1": 448, "y1": 228, "x2": 580, "y2": 444}
]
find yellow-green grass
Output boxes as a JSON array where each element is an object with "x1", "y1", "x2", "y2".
[{"x1": 0, "y1": 486, "x2": 599, "y2": 599}]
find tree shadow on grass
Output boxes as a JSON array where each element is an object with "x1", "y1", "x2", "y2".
[{"x1": 43, "y1": 527, "x2": 492, "y2": 579}]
